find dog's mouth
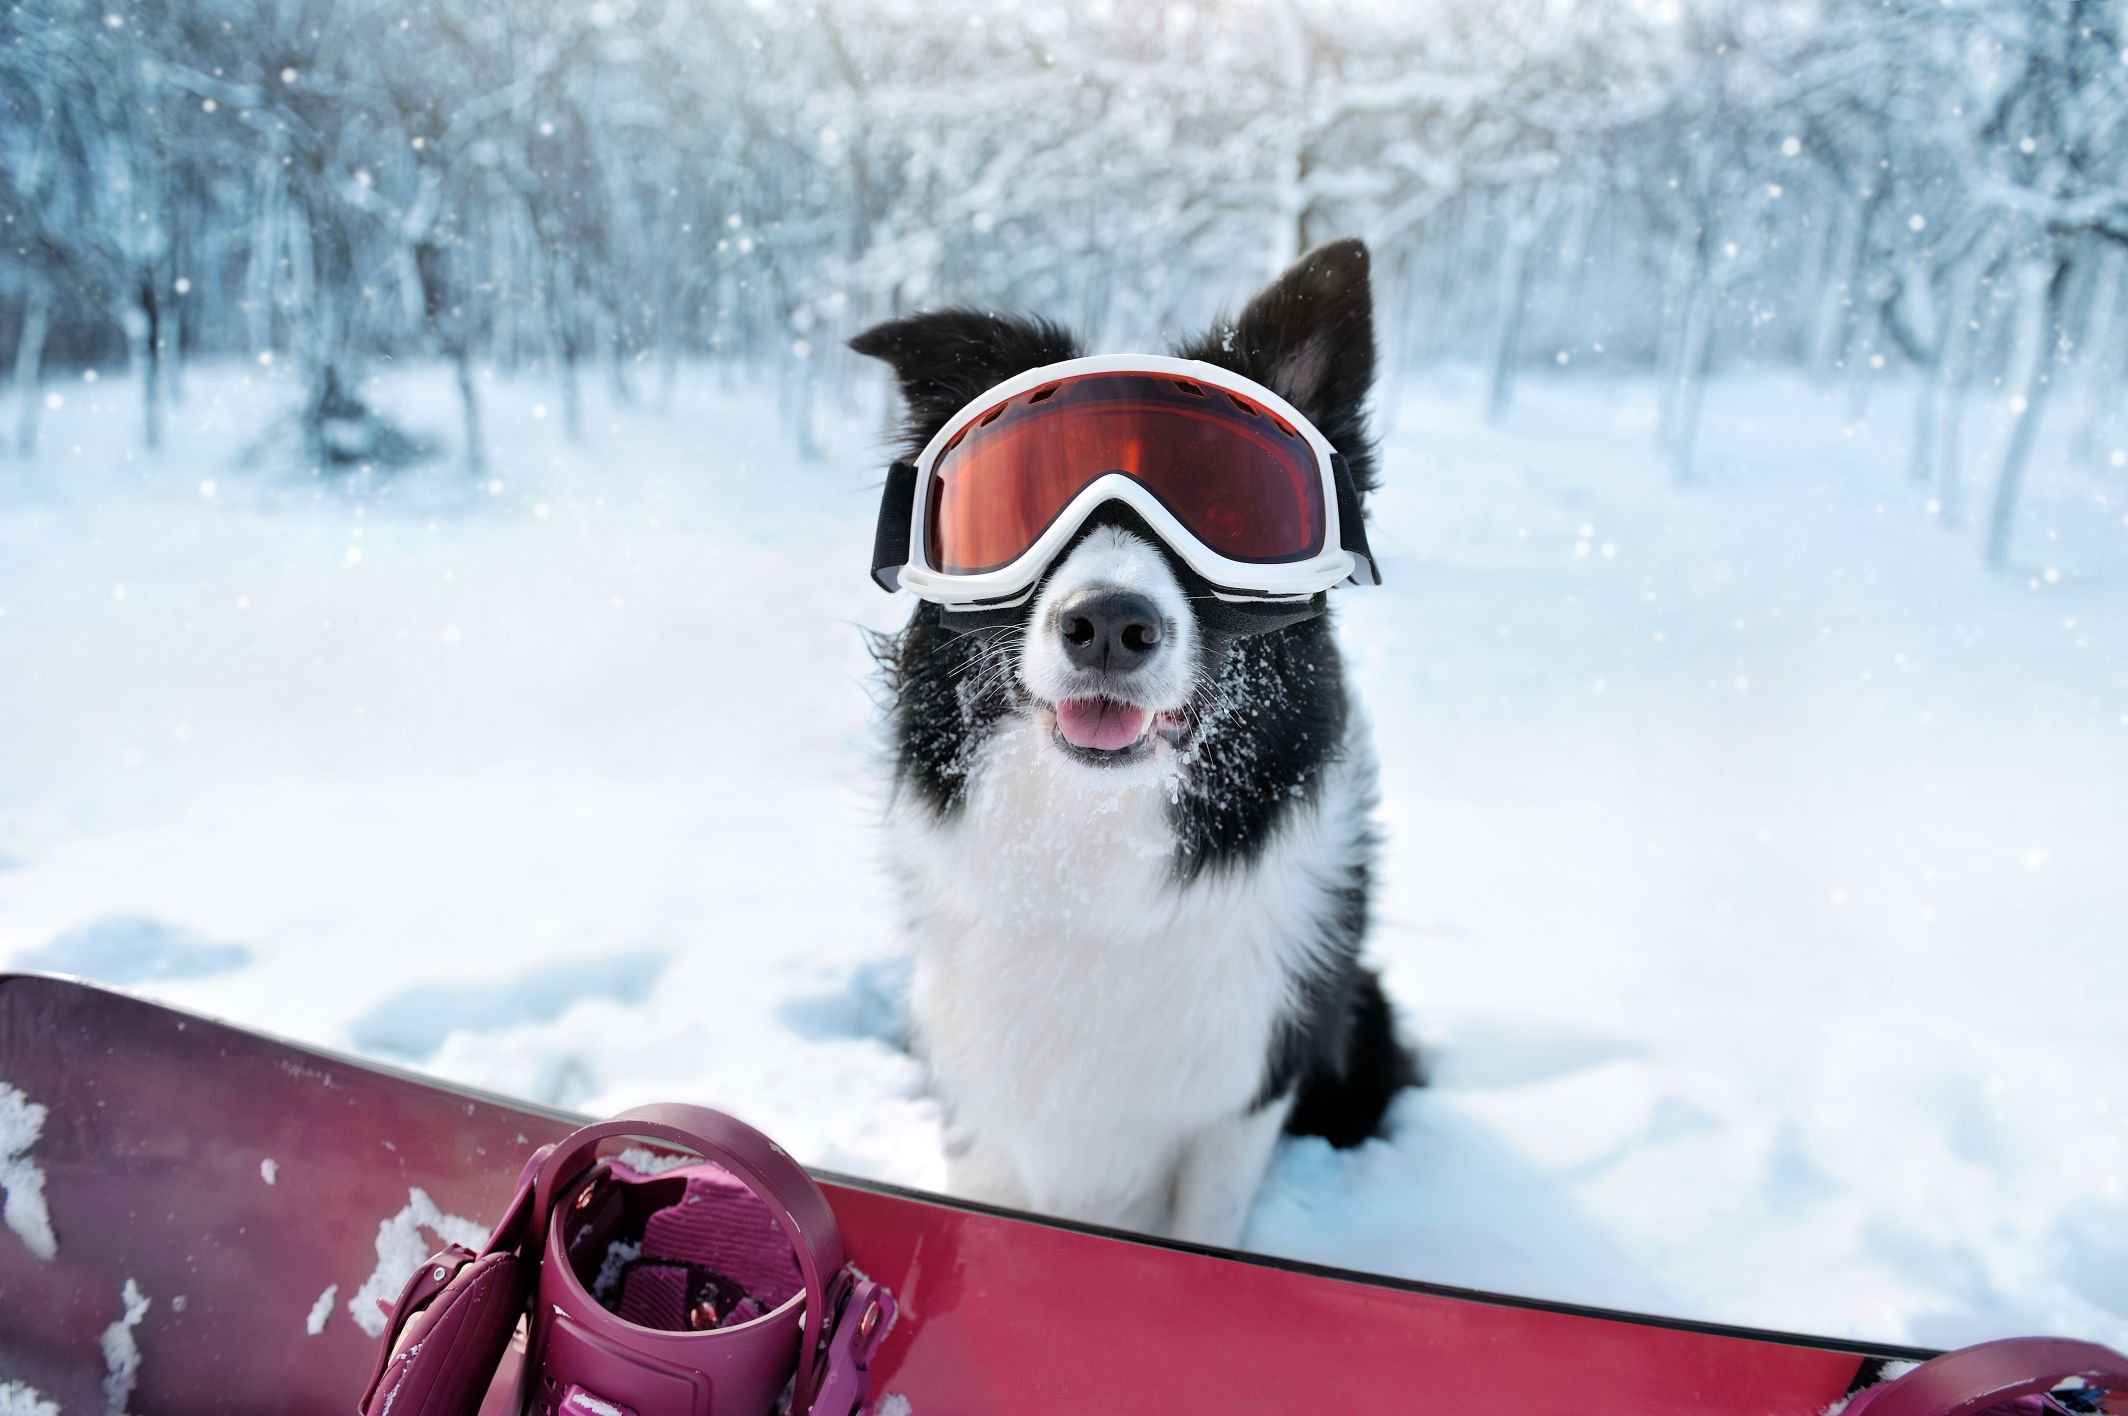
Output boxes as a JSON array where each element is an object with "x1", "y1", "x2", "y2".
[{"x1": 1047, "y1": 696, "x2": 1191, "y2": 765}]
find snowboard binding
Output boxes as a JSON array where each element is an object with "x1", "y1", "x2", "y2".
[{"x1": 358, "y1": 1103, "x2": 896, "y2": 1416}]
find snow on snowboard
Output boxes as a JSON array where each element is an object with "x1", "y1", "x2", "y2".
[{"x1": 0, "y1": 972, "x2": 1931, "y2": 1413}]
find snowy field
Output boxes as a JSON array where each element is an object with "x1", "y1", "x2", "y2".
[{"x1": 1, "y1": 361, "x2": 2124, "y2": 1354}]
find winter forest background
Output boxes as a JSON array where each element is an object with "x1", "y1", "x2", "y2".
[
  {"x1": 4, "y1": 0, "x2": 2128, "y2": 1357},
  {"x1": 5, "y1": 0, "x2": 2128, "y2": 558}
]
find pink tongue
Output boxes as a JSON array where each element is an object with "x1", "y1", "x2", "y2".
[{"x1": 1055, "y1": 697, "x2": 1149, "y2": 752}]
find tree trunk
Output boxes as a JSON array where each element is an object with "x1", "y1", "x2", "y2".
[
  {"x1": 1656, "y1": 226, "x2": 1706, "y2": 452},
  {"x1": 2069, "y1": 248, "x2": 2122, "y2": 467},
  {"x1": 603, "y1": 308, "x2": 634, "y2": 408},
  {"x1": 557, "y1": 345, "x2": 582, "y2": 442},
  {"x1": 1914, "y1": 245, "x2": 1990, "y2": 521},
  {"x1": 1486, "y1": 221, "x2": 1540, "y2": 423},
  {"x1": 1372, "y1": 248, "x2": 1413, "y2": 442},
  {"x1": 1935, "y1": 376, "x2": 1975, "y2": 526},
  {"x1": 1266, "y1": 0, "x2": 1311, "y2": 273},
  {"x1": 1984, "y1": 259, "x2": 2068, "y2": 572},
  {"x1": 791, "y1": 352, "x2": 819, "y2": 461},
  {"x1": 548, "y1": 256, "x2": 584, "y2": 443},
  {"x1": 12, "y1": 286, "x2": 52, "y2": 458},
  {"x1": 1907, "y1": 380, "x2": 1937, "y2": 497},
  {"x1": 1808, "y1": 195, "x2": 1874, "y2": 378},
  {"x1": 656, "y1": 288, "x2": 685, "y2": 412},
  {"x1": 163, "y1": 283, "x2": 185, "y2": 409},
  {"x1": 126, "y1": 280, "x2": 163, "y2": 451},
  {"x1": 301, "y1": 364, "x2": 331, "y2": 473},
  {"x1": 1667, "y1": 250, "x2": 1716, "y2": 485},
  {"x1": 1844, "y1": 347, "x2": 1876, "y2": 424},
  {"x1": 456, "y1": 350, "x2": 484, "y2": 474},
  {"x1": 246, "y1": 162, "x2": 282, "y2": 358}
]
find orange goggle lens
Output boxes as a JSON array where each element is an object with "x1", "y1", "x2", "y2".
[{"x1": 922, "y1": 373, "x2": 1326, "y2": 576}]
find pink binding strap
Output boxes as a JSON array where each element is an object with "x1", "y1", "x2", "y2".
[
  {"x1": 1845, "y1": 1337, "x2": 2128, "y2": 1416},
  {"x1": 529, "y1": 1102, "x2": 845, "y2": 1416},
  {"x1": 358, "y1": 1144, "x2": 552, "y2": 1416}
]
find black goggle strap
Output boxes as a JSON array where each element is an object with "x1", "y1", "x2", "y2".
[
  {"x1": 1197, "y1": 593, "x2": 1328, "y2": 639},
  {"x1": 1330, "y1": 452, "x2": 1382, "y2": 586},
  {"x1": 871, "y1": 460, "x2": 920, "y2": 592}
]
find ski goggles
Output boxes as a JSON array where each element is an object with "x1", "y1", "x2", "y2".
[{"x1": 870, "y1": 354, "x2": 1380, "y2": 609}]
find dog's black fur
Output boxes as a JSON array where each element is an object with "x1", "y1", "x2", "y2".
[{"x1": 854, "y1": 239, "x2": 1418, "y2": 1151}]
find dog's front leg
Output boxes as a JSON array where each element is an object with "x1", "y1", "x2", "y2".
[{"x1": 1167, "y1": 1096, "x2": 1293, "y2": 1249}]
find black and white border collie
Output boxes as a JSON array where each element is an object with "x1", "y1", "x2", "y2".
[{"x1": 852, "y1": 239, "x2": 1416, "y2": 1248}]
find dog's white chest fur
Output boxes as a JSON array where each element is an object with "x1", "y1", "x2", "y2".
[{"x1": 892, "y1": 711, "x2": 1367, "y2": 1242}]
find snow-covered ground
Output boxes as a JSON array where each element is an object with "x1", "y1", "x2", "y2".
[{"x1": 1, "y1": 361, "x2": 2123, "y2": 1353}]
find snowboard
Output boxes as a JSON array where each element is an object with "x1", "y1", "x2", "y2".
[{"x1": 0, "y1": 971, "x2": 1928, "y2": 1414}]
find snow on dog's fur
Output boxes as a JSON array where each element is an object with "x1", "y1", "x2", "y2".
[{"x1": 852, "y1": 239, "x2": 1416, "y2": 1247}]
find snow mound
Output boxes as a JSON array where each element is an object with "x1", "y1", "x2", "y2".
[
  {"x1": 615, "y1": 1147, "x2": 697, "y2": 1176},
  {"x1": 0, "y1": 1384, "x2": 59, "y2": 1416},
  {"x1": 347, "y1": 1188, "x2": 488, "y2": 1338},
  {"x1": 0, "y1": 1083, "x2": 57, "y2": 1261},
  {"x1": 778, "y1": 956, "x2": 912, "y2": 1050},
  {"x1": 2, "y1": 365, "x2": 2121, "y2": 1353},
  {"x1": 101, "y1": 1278, "x2": 150, "y2": 1416},
  {"x1": 347, "y1": 951, "x2": 668, "y2": 1061},
  {"x1": 306, "y1": 1283, "x2": 338, "y2": 1337},
  {"x1": 21, "y1": 914, "x2": 249, "y2": 985}
]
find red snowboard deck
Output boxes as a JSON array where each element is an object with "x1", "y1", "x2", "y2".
[{"x1": 0, "y1": 973, "x2": 1921, "y2": 1413}]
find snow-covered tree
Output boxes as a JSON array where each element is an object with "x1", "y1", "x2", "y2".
[{"x1": 1, "y1": 0, "x2": 2121, "y2": 569}]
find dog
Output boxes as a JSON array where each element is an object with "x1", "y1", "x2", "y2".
[{"x1": 851, "y1": 238, "x2": 1415, "y2": 1248}]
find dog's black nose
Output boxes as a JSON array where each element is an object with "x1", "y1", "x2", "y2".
[{"x1": 1058, "y1": 590, "x2": 1165, "y2": 673}]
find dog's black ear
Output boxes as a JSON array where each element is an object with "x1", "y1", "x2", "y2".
[
  {"x1": 849, "y1": 309, "x2": 1081, "y2": 457},
  {"x1": 1178, "y1": 238, "x2": 1379, "y2": 493}
]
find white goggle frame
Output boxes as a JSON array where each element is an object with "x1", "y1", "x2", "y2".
[{"x1": 872, "y1": 354, "x2": 1379, "y2": 610}]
